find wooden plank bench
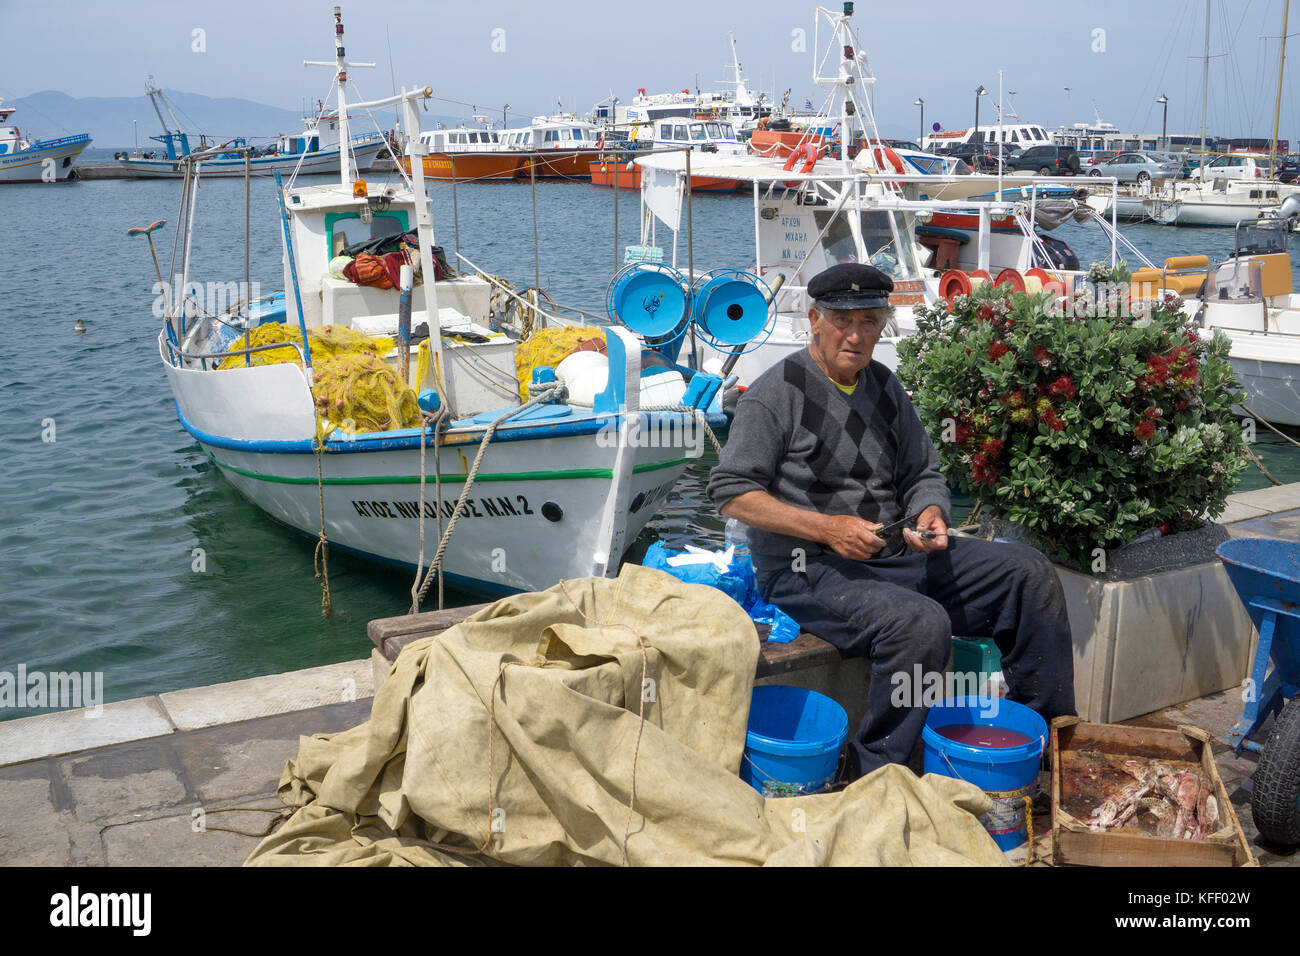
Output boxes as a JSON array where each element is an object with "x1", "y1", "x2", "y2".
[{"x1": 367, "y1": 604, "x2": 848, "y2": 679}]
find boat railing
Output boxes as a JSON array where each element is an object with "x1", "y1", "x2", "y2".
[
  {"x1": 174, "y1": 338, "x2": 309, "y2": 371},
  {"x1": 30, "y1": 133, "x2": 91, "y2": 150}
]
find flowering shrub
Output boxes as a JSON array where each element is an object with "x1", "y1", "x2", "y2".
[{"x1": 896, "y1": 277, "x2": 1248, "y2": 567}]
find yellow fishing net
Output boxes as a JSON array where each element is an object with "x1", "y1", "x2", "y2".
[
  {"x1": 217, "y1": 322, "x2": 396, "y2": 369},
  {"x1": 513, "y1": 325, "x2": 607, "y2": 399},
  {"x1": 220, "y1": 323, "x2": 417, "y2": 434}
]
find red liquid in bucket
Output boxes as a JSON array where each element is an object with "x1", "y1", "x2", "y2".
[{"x1": 935, "y1": 724, "x2": 1033, "y2": 748}]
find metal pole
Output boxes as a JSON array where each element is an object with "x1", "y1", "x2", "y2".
[
  {"x1": 451, "y1": 153, "x2": 460, "y2": 263},
  {"x1": 685, "y1": 146, "x2": 696, "y2": 369},
  {"x1": 613, "y1": 149, "x2": 620, "y2": 271},
  {"x1": 244, "y1": 149, "x2": 251, "y2": 366},
  {"x1": 530, "y1": 157, "x2": 540, "y2": 289}
]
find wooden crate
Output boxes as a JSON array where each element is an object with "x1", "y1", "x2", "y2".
[{"x1": 1050, "y1": 716, "x2": 1256, "y2": 867}]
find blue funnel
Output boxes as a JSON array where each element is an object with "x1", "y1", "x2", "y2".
[
  {"x1": 608, "y1": 263, "x2": 689, "y2": 341},
  {"x1": 692, "y1": 270, "x2": 772, "y2": 348}
]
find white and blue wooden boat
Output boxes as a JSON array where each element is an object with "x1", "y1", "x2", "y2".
[
  {"x1": 156, "y1": 10, "x2": 723, "y2": 598},
  {"x1": 0, "y1": 101, "x2": 90, "y2": 183}
]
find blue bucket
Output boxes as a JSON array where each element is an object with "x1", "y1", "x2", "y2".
[
  {"x1": 742, "y1": 685, "x2": 848, "y2": 797},
  {"x1": 922, "y1": 696, "x2": 1047, "y2": 850}
]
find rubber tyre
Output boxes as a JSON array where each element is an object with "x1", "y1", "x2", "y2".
[
  {"x1": 1252, "y1": 696, "x2": 1300, "y2": 845},
  {"x1": 1089, "y1": 169, "x2": 1101, "y2": 177},
  {"x1": 1137, "y1": 171, "x2": 1151, "y2": 183},
  {"x1": 1038, "y1": 165, "x2": 1051, "y2": 176}
]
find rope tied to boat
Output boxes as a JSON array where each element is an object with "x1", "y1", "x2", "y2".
[
  {"x1": 411, "y1": 383, "x2": 567, "y2": 611},
  {"x1": 640, "y1": 404, "x2": 725, "y2": 456},
  {"x1": 411, "y1": 402, "x2": 451, "y2": 613},
  {"x1": 313, "y1": 414, "x2": 333, "y2": 619}
]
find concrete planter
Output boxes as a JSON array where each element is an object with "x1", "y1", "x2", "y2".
[{"x1": 978, "y1": 517, "x2": 1256, "y2": 722}]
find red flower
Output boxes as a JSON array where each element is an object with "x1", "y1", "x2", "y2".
[
  {"x1": 1048, "y1": 375, "x2": 1077, "y2": 400},
  {"x1": 1035, "y1": 346, "x2": 1053, "y2": 369},
  {"x1": 1135, "y1": 420, "x2": 1156, "y2": 441},
  {"x1": 1048, "y1": 416, "x2": 1066, "y2": 433},
  {"x1": 988, "y1": 341, "x2": 1011, "y2": 361},
  {"x1": 982, "y1": 437, "x2": 1004, "y2": 458},
  {"x1": 978, "y1": 305, "x2": 995, "y2": 322},
  {"x1": 1144, "y1": 407, "x2": 1161, "y2": 420}
]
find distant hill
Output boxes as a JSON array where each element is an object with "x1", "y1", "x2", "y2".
[{"x1": 7, "y1": 90, "x2": 464, "y2": 149}]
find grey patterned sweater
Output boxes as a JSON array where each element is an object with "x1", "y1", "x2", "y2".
[{"x1": 707, "y1": 349, "x2": 950, "y2": 573}]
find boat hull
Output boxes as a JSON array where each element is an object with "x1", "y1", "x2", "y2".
[
  {"x1": 0, "y1": 134, "x2": 91, "y2": 183},
  {"x1": 588, "y1": 159, "x2": 740, "y2": 192},
  {"x1": 519, "y1": 149, "x2": 602, "y2": 178},
  {"x1": 406, "y1": 152, "x2": 525, "y2": 181},
  {"x1": 116, "y1": 141, "x2": 385, "y2": 178}
]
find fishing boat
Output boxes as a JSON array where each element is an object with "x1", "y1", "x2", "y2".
[
  {"x1": 500, "y1": 114, "x2": 603, "y2": 178},
  {"x1": 625, "y1": 5, "x2": 1114, "y2": 387},
  {"x1": 411, "y1": 125, "x2": 525, "y2": 181},
  {"x1": 153, "y1": 10, "x2": 725, "y2": 599},
  {"x1": 116, "y1": 79, "x2": 385, "y2": 178},
  {"x1": 590, "y1": 116, "x2": 745, "y2": 192},
  {"x1": 0, "y1": 100, "x2": 91, "y2": 183}
]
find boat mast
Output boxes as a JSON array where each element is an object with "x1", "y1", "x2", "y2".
[
  {"x1": 1269, "y1": 0, "x2": 1290, "y2": 179},
  {"x1": 304, "y1": 7, "x2": 376, "y2": 186},
  {"x1": 1200, "y1": 0, "x2": 1209, "y2": 162}
]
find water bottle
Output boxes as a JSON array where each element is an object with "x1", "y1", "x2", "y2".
[{"x1": 724, "y1": 517, "x2": 750, "y2": 559}]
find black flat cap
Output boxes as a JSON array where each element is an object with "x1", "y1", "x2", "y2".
[{"x1": 807, "y1": 263, "x2": 894, "y2": 310}]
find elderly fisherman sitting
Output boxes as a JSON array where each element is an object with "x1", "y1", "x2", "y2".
[{"x1": 707, "y1": 263, "x2": 1076, "y2": 780}]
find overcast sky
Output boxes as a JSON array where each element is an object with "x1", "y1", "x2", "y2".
[{"x1": 9, "y1": 0, "x2": 1299, "y2": 141}]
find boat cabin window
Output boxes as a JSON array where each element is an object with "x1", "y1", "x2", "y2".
[
  {"x1": 326, "y1": 210, "x2": 412, "y2": 257},
  {"x1": 1236, "y1": 220, "x2": 1289, "y2": 256},
  {"x1": 570, "y1": 128, "x2": 584, "y2": 140},
  {"x1": 813, "y1": 209, "x2": 918, "y2": 279},
  {"x1": 722, "y1": 123, "x2": 734, "y2": 138},
  {"x1": 690, "y1": 124, "x2": 706, "y2": 141},
  {"x1": 673, "y1": 124, "x2": 687, "y2": 141}
]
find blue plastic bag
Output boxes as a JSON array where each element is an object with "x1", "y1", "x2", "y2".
[{"x1": 641, "y1": 542, "x2": 800, "y2": 643}]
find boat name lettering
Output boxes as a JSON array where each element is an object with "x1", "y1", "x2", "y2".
[
  {"x1": 783, "y1": 231, "x2": 809, "y2": 244},
  {"x1": 350, "y1": 496, "x2": 535, "y2": 519},
  {"x1": 779, "y1": 216, "x2": 803, "y2": 228}
]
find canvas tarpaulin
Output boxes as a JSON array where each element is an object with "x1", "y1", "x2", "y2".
[{"x1": 245, "y1": 565, "x2": 1007, "y2": 866}]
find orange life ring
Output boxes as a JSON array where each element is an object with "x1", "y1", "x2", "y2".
[
  {"x1": 782, "y1": 143, "x2": 819, "y2": 187},
  {"x1": 994, "y1": 268, "x2": 1025, "y2": 292},
  {"x1": 871, "y1": 145, "x2": 905, "y2": 175}
]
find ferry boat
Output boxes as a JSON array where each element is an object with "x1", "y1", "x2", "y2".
[
  {"x1": 500, "y1": 115, "x2": 603, "y2": 178},
  {"x1": 410, "y1": 125, "x2": 524, "y2": 181},
  {"x1": 0, "y1": 100, "x2": 90, "y2": 183},
  {"x1": 153, "y1": 10, "x2": 724, "y2": 598},
  {"x1": 116, "y1": 80, "x2": 384, "y2": 178}
]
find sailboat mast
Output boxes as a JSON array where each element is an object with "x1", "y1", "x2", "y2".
[
  {"x1": 1200, "y1": 0, "x2": 1209, "y2": 161},
  {"x1": 1270, "y1": 0, "x2": 1290, "y2": 179}
]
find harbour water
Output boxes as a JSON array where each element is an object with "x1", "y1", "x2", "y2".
[{"x1": 2, "y1": 172, "x2": 1298, "y2": 719}]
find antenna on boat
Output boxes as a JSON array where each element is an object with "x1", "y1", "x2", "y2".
[{"x1": 304, "y1": 6, "x2": 376, "y2": 187}]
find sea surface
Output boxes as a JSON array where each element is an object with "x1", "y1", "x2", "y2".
[{"x1": 2, "y1": 168, "x2": 1297, "y2": 720}]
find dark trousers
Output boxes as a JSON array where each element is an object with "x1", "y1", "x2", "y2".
[{"x1": 758, "y1": 536, "x2": 1077, "y2": 780}]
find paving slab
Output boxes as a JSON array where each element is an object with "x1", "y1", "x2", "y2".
[
  {"x1": 0, "y1": 697, "x2": 176, "y2": 767},
  {"x1": 1216, "y1": 500, "x2": 1270, "y2": 525},
  {"x1": 1223, "y1": 506, "x2": 1300, "y2": 541},
  {"x1": 100, "y1": 797, "x2": 286, "y2": 867},
  {"x1": 158, "y1": 660, "x2": 373, "y2": 731},
  {"x1": 60, "y1": 740, "x2": 190, "y2": 824}
]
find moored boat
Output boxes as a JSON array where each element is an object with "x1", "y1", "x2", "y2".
[
  {"x1": 153, "y1": 10, "x2": 726, "y2": 599},
  {"x1": 0, "y1": 100, "x2": 91, "y2": 183}
]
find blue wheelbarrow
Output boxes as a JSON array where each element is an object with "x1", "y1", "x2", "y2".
[{"x1": 1216, "y1": 537, "x2": 1300, "y2": 845}]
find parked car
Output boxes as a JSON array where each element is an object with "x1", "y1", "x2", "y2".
[
  {"x1": 940, "y1": 141, "x2": 1001, "y2": 172},
  {"x1": 1277, "y1": 154, "x2": 1300, "y2": 184},
  {"x1": 1088, "y1": 151, "x2": 1182, "y2": 183},
  {"x1": 1005, "y1": 145, "x2": 1081, "y2": 176},
  {"x1": 1086, "y1": 150, "x2": 1121, "y2": 167},
  {"x1": 1196, "y1": 153, "x2": 1269, "y2": 182}
]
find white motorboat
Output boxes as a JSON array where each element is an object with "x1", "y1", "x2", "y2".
[
  {"x1": 1198, "y1": 207, "x2": 1300, "y2": 425},
  {"x1": 0, "y1": 100, "x2": 90, "y2": 183},
  {"x1": 154, "y1": 10, "x2": 725, "y2": 600}
]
